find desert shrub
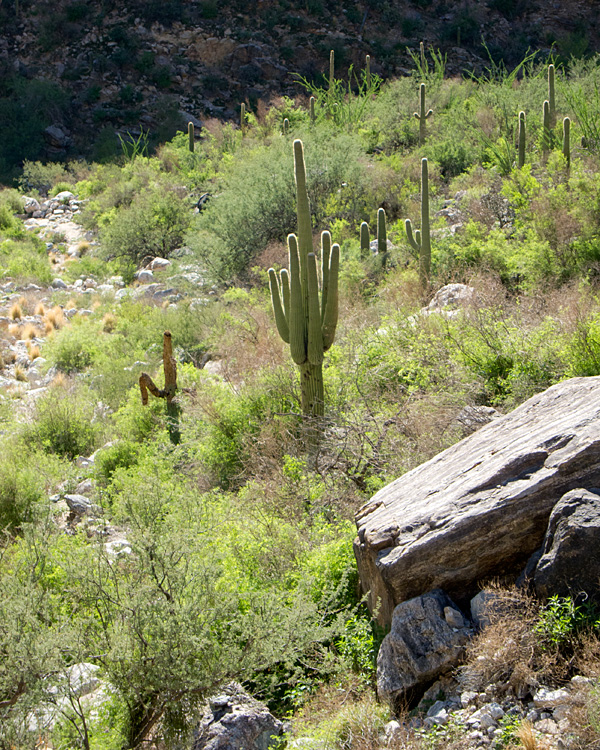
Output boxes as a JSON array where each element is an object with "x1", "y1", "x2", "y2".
[
  {"x1": 44, "y1": 318, "x2": 101, "y2": 373},
  {"x1": 23, "y1": 386, "x2": 99, "y2": 460},
  {"x1": 94, "y1": 441, "x2": 141, "y2": 484},
  {"x1": 192, "y1": 129, "x2": 369, "y2": 279},
  {"x1": 0, "y1": 446, "x2": 46, "y2": 531},
  {"x1": 0, "y1": 236, "x2": 53, "y2": 284},
  {"x1": 101, "y1": 185, "x2": 191, "y2": 267}
]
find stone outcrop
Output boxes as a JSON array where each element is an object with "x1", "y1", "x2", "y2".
[
  {"x1": 354, "y1": 377, "x2": 600, "y2": 625},
  {"x1": 192, "y1": 683, "x2": 284, "y2": 750},
  {"x1": 377, "y1": 589, "x2": 473, "y2": 708},
  {"x1": 533, "y1": 487, "x2": 600, "y2": 601}
]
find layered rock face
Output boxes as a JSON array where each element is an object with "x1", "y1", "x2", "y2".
[{"x1": 354, "y1": 377, "x2": 600, "y2": 625}]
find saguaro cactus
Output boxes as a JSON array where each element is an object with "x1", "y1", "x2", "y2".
[
  {"x1": 329, "y1": 49, "x2": 335, "y2": 91},
  {"x1": 188, "y1": 122, "x2": 194, "y2": 153},
  {"x1": 542, "y1": 99, "x2": 551, "y2": 163},
  {"x1": 414, "y1": 83, "x2": 433, "y2": 145},
  {"x1": 240, "y1": 102, "x2": 246, "y2": 135},
  {"x1": 548, "y1": 63, "x2": 556, "y2": 129},
  {"x1": 139, "y1": 331, "x2": 180, "y2": 444},
  {"x1": 309, "y1": 96, "x2": 316, "y2": 124},
  {"x1": 377, "y1": 207, "x2": 388, "y2": 269},
  {"x1": 518, "y1": 111, "x2": 526, "y2": 168},
  {"x1": 563, "y1": 116, "x2": 571, "y2": 171},
  {"x1": 365, "y1": 54, "x2": 371, "y2": 88},
  {"x1": 360, "y1": 221, "x2": 370, "y2": 259},
  {"x1": 283, "y1": 117, "x2": 290, "y2": 135},
  {"x1": 268, "y1": 140, "x2": 339, "y2": 425},
  {"x1": 405, "y1": 157, "x2": 431, "y2": 287}
]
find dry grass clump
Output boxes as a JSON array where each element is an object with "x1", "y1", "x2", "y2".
[
  {"x1": 34, "y1": 301, "x2": 46, "y2": 317},
  {"x1": 101, "y1": 312, "x2": 117, "y2": 333},
  {"x1": 8, "y1": 323, "x2": 20, "y2": 337},
  {"x1": 9, "y1": 302, "x2": 23, "y2": 320},
  {"x1": 14, "y1": 364, "x2": 27, "y2": 382},
  {"x1": 27, "y1": 343, "x2": 41, "y2": 360},
  {"x1": 513, "y1": 720, "x2": 552, "y2": 750},
  {"x1": 21, "y1": 323, "x2": 40, "y2": 340},
  {"x1": 458, "y1": 585, "x2": 563, "y2": 698},
  {"x1": 76, "y1": 240, "x2": 91, "y2": 255},
  {"x1": 44, "y1": 306, "x2": 65, "y2": 332}
]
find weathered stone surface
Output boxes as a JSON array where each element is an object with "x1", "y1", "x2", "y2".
[
  {"x1": 534, "y1": 488, "x2": 600, "y2": 601},
  {"x1": 377, "y1": 590, "x2": 472, "y2": 708},
  {"x1": 354, "y1": 378, "x2": 600, "y2": 625},
  {"x1": 192, "y1": 682, "x2": 283, "y2": 750}
]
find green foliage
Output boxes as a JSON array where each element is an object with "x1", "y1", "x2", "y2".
[
  {"x1": 534, "y1": 595, "x2": 600, "y2": 648},
  {"x1": 23, "y1": 386, "x2": 99, "y2": 460},
  {"x1": 0, "y1": 446, "x2": 46, "y2": 530}
]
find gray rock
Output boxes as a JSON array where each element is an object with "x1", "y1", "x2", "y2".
[
  {"x1": 64, "y1": 494, "x2": 97, "y2": 517},
  {"x1": 533, "y1": 687, "x2": 570, "y2": 709},
  {"x1": 354, "y1": 377, "x2": 600, "y2": 625},
  {"x1": 470, "y1": 591, "x2": 501, "y2": 630},
  {"x1": 426, "y1": 283, "x2": 475, "y2": 313},
  {"x1": 534, "y1": 488, "x2": 600, "y2": 601},
  {"x1": 51, "y1": 278, "x2": 68, "y2": 289},
  {"x1": 134, "y1": 269, "x2": 154, "y2": 284},
  {"x1": 377, "y1": 590, "x2": 472, "y2": 709},
  {"x1": 192, "y1": 682, "x2": 284, "y2": 750}
]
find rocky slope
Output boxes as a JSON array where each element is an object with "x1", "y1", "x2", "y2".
[{"x1": 1, "y1": 0, "x2": 599, "y2": 173}]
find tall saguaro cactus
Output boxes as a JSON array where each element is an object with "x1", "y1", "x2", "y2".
[
  {"x1": 542, "y1": 99, "x2": 551, "y2": 163},
  {"x1": 188, "y1": 122, "x2": 194, "y2": 153},
  {"x1": 360, "y1": 221, "x2": 370, "y2": 259},
  {"x1": 405, "y1": 157, "x2": 431, "y2": 287},
  {"x1": 414, "y1": 83, "x2": 433, "y2": 145},
  {"x1": 563, "y1": 116, "x2": 571, "y2": 171},
  {"x1": 365, "y1": 54, "x2": 371, "y2": 88},
  {"x1": 139, "y1": 331, "x2": 180, "y2": 444},
  {"x1": 240, "y1": 102, "x2": 246, "y2": 135},
  {"x1": 548, "y1": 63, "x2": 556, "y2": 129},
  {"x1": 518, "y1": 111, "x2": 526, "y2": 168},
  {"x1": 377, "y1": 208, "x2": 388, "y2": 269},
  {"x1": 268, "y1": 140, "x2": 340, "y2": 425},
  {"x1": 329, "y1": 49, "x2": 335, "y2": 91}
]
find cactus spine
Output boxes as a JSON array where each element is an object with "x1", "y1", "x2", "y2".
[
  {"x1": 377, "y1": 208, "x2": 387, "y2": 269},
  {"x1": 518, "y1": 111, "x2": 526, "y2": 168},
  {"x1": 139, "y1": 331, "x2": 180, "y2": 444},
  {"x1": 542, "y1": 99, "x2": 551, "y2": 163},
  {"x1": 360, "y1": 221, "x2": 370, "y2": 259},
  {"x1": 414, "y1": 83, "x2": 433, "y2": 145},
  {"x1": 548, "y1": 63, "x2": 556, "y2": 129},
  {"x1": 563, "y1": 116, "x2": 571, "y2": 170},
  {"x1": 405, "y1": 157, "x2": 431, "y2": 287},
  {"x1": 268, "y1": 140, "x2": 339, "y2": 424},
  {"x1": 188, "y1": 121, "x2": 194, "y2": 153}
]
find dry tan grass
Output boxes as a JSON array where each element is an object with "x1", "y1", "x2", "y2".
[
  {"x1": 27, "y1": 343, "x2": 41, "y2": 361},
  {"x1": 8, "y1": 323, "x2": 20, "y2": 337},
  {"x1": 101, "y1": 312, "x2": 117, "y2": 333},
  {"x1": 21, "y1": 323, "x2": 39, "y2": 340},
  {"x1": 44, "y1": 306, "x2": 65, "y2": 331},
  {"x1": 514, "y1": 720, "x2": 552, "y2": 750},
  {"x1": 76, "y1": 240, "x2": 91, "y2": 255},
  {"x1": 9, "y1": 302, "x2": 23, "y2": 320},
  {"x1": 34, "y1": 302, "x2": 46, "y2": 317},
  {"x1": 14, "y1": 364, "x2": 27, "y2": 382}
]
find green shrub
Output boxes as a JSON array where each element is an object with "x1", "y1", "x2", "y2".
[
  {"x1": 101, "y1": 186, "x2": 191, "y2": 267},
  {"x1": 0, "y1": 236, "x2": 52, "y2": 284},
  {"x1": 24, "y1": 387, "x2": 99, "y2": 460},
  {"x1": 0, "y1": 446, "x2": 45, "y2": 530},
  {"x1": 95, "y1": 441, "x2": 141, "y2": 484}
]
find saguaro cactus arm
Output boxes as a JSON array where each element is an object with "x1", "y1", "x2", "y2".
[
  {"x1": 139, "y1": 331, "x2": 177, "y2": 405},
  {"x1": 563, "y1": 116, "x2": 571, "y2": 169}
]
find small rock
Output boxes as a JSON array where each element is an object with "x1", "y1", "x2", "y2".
[
  {"x1": 533, "y1": 688, "x2": 570, "y2": 709},
  {"x1": 51, "y1": 278, "x2": 68, "y2": 289}
]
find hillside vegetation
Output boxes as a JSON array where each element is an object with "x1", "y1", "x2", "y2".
[{"x1": 2, "y1": 51, "x2": 600, "y2": 749}]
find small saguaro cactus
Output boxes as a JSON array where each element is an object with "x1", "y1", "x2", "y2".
[
  {"x1": 414, "y1": 83, "x2": 433, "y2": 145},
  {"x1": 405, "y1": 157, "x2": 431, "y2": 287},
  {"x1": 420, "y1": 41, "x2": 426, "y2": 73},
  {"x1": 518, "y1": 111, "x2": 526, "y2": 168},
  {"x1": 365, "y1": 54, "x2": 371, "y2": 88},
  {"x1": 240, "y1": 102, "x2": 246, "y2": 134},
  {"x1": 268, "y1": 140, "x2": 340, "y2": 427},
  {"x1": 360, "y1": 221, "x2": 370, "y2": 259},
  {"x1": 548, "y1": 63, "x2": 556, "y2": 129},
  {"x1": 563, "y1": 116, "x2": 571, "y2": 170},
  {"x1": 377, "y1": 207, "x2": 388, "y2": 269},
  {"x1": 139, "y1": 331, "x2": 180, "y2": 444},
  {"x1": 283, "y1": 117, "x2": 290, "y2": 135},
  {"x1": 542, "y1": 99, "x2": 551, "y2": 163},
  {"x1": 309, "y1": 96, "x2": 316, "y2": 124},
  {"x1": 329, "y1": 49, "x2": 335, "y2": 91},
  {"x1": 188, "y1": 121, "x2": 194, "y2": 153}
]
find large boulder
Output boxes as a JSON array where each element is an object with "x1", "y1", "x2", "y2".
[
  {"x1": 192, "y1": 683, "x2": 284, "y2": 750},
  {"x1": 354, "y1": 377, "x2": 600, "y2": 625},
  {"x1": 377, "y1": 589, "x2": 472, "y2": 709},
  {"x1": 534, "y1": 488, "x2": 600, "y2": 601}
]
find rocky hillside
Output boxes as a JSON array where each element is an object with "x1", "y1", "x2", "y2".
[{"x1": 1, "y1": 0, "x2": 598, "y2": 179}]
